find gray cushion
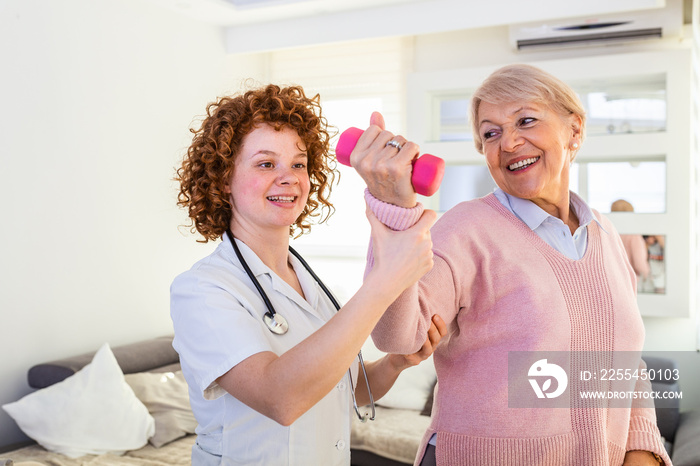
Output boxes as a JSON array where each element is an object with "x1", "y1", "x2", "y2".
[
  {"x1": 672, "y1": 410, "x2": 700, "y2": 466},
  {"x1": 27, "y1": 336, "x2": 178, "y2": 389},
  {"x1": 124, "y1": 370, "x2": 196, "y2": 448}
]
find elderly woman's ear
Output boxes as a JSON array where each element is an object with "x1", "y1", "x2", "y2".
[
  {"x1": 568, "y1": 113, "x2": 584, "y2": 160},
  {"x1": 570, "y1": 113, "x2": 583, "y2": 138}
]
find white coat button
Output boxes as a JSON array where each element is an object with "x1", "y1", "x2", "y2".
[
  {"x1": 336, "y1": 440, "x2": 346, "y2": 451},
  {"x1": 337, "y1": 382, "x2": 347, "y2": 391}
]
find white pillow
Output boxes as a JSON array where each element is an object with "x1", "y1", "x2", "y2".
[
  {"x1": 2, "y1": 343, "x2": 155, "y2": 458},
  {"x1": 361, "y1": 338, "x2": 437, "y2": 411}
]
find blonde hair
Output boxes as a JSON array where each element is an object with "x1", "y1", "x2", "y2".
[{"x1": 471, "y1": 64, "x2": 586, "y2": 159}]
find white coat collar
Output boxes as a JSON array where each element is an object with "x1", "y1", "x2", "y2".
[{"x1": 222, "y1": 234, "x2": 323, "y2": 320}]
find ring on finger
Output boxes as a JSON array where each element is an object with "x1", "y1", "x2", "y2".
[{"x1": 386, "y1": 140, "x2": 403, "y2": 151}]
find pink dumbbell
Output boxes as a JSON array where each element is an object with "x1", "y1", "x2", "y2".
[{"x1": 335, "y1": 127, "x2": 445, "y2": 197}]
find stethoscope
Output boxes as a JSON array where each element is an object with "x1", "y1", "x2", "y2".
[{"x1": 225, "y1": 230, "x2": 376, "y2": 422}]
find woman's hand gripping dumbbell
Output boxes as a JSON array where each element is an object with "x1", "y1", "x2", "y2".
[{"x1": 334, "y1": 113, "x2": 445, "y2": 202}]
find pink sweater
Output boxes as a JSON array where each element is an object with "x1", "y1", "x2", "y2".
[{"x1": 366, "y1": 192, "x2": 670, "y2": 466}]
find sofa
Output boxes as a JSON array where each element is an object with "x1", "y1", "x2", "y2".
[
  {"x1": 642, "y1": 356, "x2": 700, "y2": 466},
  {"x1": 1, "y1": 337, "x2": 697, "y2": 466},
  {"x1": 0, "y1": 336, "x2": 195, "y2": 465}
]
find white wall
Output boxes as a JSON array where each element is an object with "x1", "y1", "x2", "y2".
[{"x1": 0, "y1": 0, "x2": 268, "y2": 447}]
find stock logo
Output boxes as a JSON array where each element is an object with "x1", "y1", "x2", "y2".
[{"x1": 528, "y1": 359, "x2": 568, "y2": 399}]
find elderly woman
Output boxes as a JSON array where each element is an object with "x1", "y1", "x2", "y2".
[
  {"x1": 170, "y1": 84, "x2": 444, "y2": 465},
  {"x1": 351, "y1": 65, "x2": 670, "y2": 466}
]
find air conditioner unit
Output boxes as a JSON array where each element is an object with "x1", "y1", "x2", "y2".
[{"x1": 509, "y1": 2, "x2": 683, "y2": 50}]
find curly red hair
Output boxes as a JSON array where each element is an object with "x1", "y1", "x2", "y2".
[{"x1": 176, "y1": 84, "x2": 337, "y2": 242}]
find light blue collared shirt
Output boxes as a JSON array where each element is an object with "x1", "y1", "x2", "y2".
[{"x1": 492, "y1": 188, "x2": 605, "y2": 260}]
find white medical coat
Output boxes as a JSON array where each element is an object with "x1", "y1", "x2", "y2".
[{"x1": 171, "y1": 235, "x2": 357, "y2": 466}]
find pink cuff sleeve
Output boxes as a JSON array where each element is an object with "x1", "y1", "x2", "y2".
[
  {"x1": 626, "y1": 416, "x2": 672, "y2": 465},
  {"x1": 363, "y1": 188, "x2": 424, "y2": 231},
  {"x1": 363, "y1": 189, "x2": 426, "y2": 277}
]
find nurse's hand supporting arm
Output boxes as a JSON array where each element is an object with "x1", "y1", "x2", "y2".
[
  {"x1": 354, "y1": 314, "x2": 446, "y2": 406},
  {"x1": 215, "y1": 207, "x2": 437, "y2": 426}
]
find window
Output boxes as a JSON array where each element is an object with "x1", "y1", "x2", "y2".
[
  {"x1": 578, "y1": 75, "x2": 666, "y2": 136},
  {"x1": 292, "y1": 98, "x2": 381, "y2": 253},
  {"x1": 438, "y1": 165, "x2": 494, "y2": 212},
  {"x1": 574, "y1": 160, "x2": 666, "y2": 214},
  {"x1": 267, "y1": 37, "x2": 411, "y2": 302},
  {"x1": 436, "y1": 95, "x2": 472, "y2": 142},
  {"x1": 432, "y1": 76, "x2": 667, "y2": 142}
]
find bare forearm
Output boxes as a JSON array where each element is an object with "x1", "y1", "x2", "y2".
[
  {"x1": 623, "y1": 450, "x2": 663, "y2": 465},
  {"x1": 217, "y1": 268, "x2": 419, "y2": 425},
  {"x1": 268, "y1": 282, "x2": 397, "y2": 410}
]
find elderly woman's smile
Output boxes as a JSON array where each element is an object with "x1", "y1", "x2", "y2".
[{"x1": 507, "y1": 156, "x2": 540, "y2": 171}]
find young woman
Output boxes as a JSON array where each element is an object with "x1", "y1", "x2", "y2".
[{"x1": 171, "y1": 84, "x2": 444, "y2": 465}]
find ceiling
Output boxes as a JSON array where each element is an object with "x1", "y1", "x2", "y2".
[{"x1": 148, "y1": 0, "x2": 684, "y2": 54}]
